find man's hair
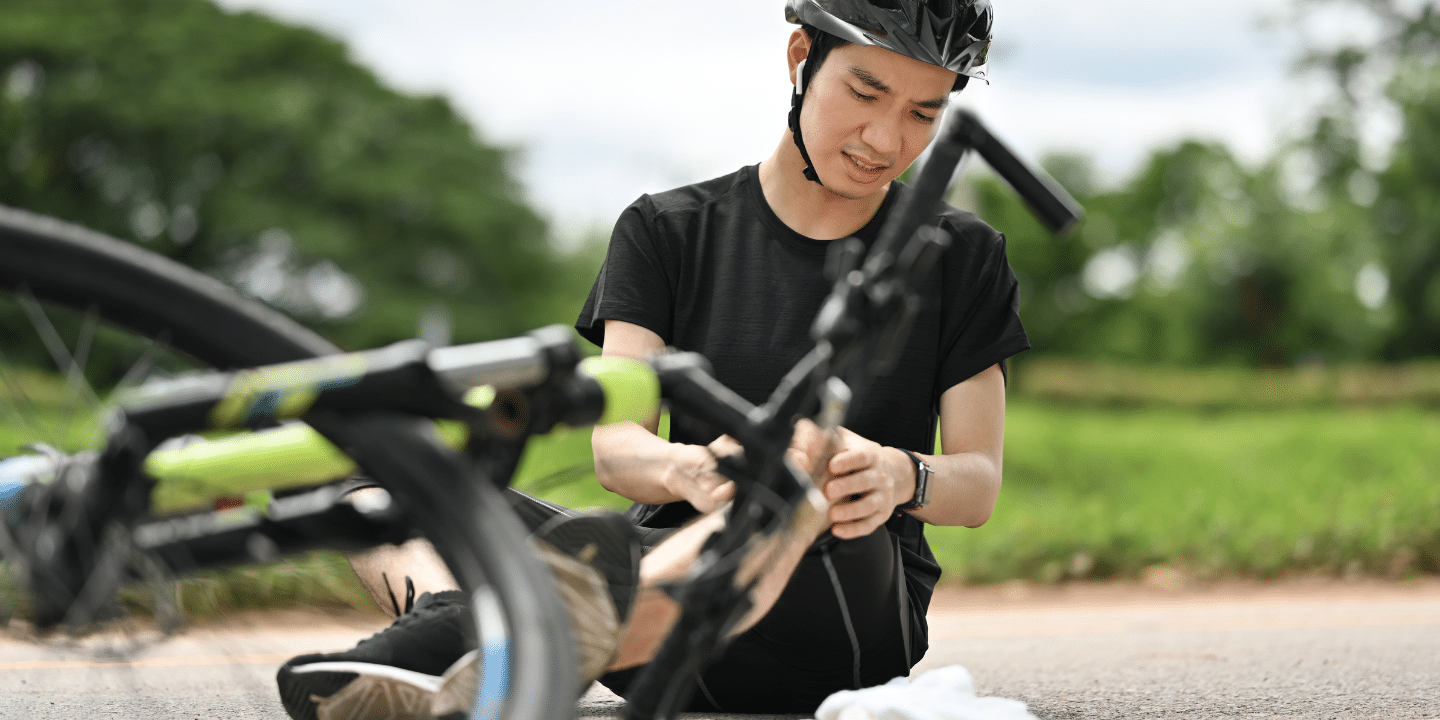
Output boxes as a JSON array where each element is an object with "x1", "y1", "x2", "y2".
[{"x1": 800, "y1": 24, "x2": 970, "y2": 95}]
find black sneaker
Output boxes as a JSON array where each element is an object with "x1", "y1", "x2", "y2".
[
  {"x1": 275, "y1": 589, "x2": 474, "y2": 720},
  {"x1": 277, "y1": 512, "x2": 642, "y2": 720}
]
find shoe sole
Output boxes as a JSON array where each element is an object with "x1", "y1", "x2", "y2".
[
  {"x1": 533, "y1": 512, "x2": 641, "y2": 623},
  {"x1": 431, "y1": 649, "x2": 481, "y2": 720},
  {"x1": 278, "y1": 660, "x2": 443, "y2": 720}
]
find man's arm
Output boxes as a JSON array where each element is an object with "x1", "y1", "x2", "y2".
[
  {"x1": 910, "y1": 362, "x2": 1006, "y2": 527},
  {"x1": 590, "y1": 319, "x2": 738, "y2": 512},
  {"x1": 817, "y1": 363, "x2": 1007, "y2": 537}
]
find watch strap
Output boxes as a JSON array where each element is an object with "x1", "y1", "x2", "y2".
[{"x1": 895, "y1": 448, "x2": 931, "y2": 511}]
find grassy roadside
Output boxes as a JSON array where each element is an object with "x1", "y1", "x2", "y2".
[
  {"x1": 4, "y1": 393, "x2": 1438, "y2": 618},
  {"x1": 927, "y1": 401, "x2": 1440, "y2": 584},
  {"x1": 156, "y1": 401, "x2": 1440, "y2": 614},
  {"x1": 511, "y1": 401, "x2": 1440, "y2": 585}
]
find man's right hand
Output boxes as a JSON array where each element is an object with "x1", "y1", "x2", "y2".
[
  {"x1": 662, "y1": 442, "x2": 736, "y2": 513},
  {"x1": 668, "y1": 423, "x2": 824, "y2": 514}
]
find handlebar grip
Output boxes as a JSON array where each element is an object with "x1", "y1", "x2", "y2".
[
  {"x1": 577, "y1": 356, "x2": 661, "y2": 426},
  {"x1": 949, "y1": 110, "x2": 1084, "y2": 236}
]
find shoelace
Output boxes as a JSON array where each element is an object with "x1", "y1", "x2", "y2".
[{"x1": 382, "y1": 572, "x2": 417, "y2": 616}]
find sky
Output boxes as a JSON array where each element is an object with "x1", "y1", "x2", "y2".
[{"x1": 210, "y1": 0, "x2": 1365, "y2": 245}]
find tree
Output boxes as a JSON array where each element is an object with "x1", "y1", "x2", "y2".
[
  {"x1": 978, "y1": 136, "x2": 1400, "y2": 367},
  {"x1": 1291, "y1": 0, "x2": 1440, "y2": 359},
  {"x1": 970, "y1": 0, "x2": 1440, "y2": 367},
  {"x1": 0, "y1": 0, "x2": 590, "y2": 355}
]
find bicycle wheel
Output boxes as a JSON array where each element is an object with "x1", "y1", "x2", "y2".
[{"x1": 0, "y1": 204, "x2": 577, "y2": 720}]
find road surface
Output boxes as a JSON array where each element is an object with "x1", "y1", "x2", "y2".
[{"x1": 2, "y1": 577, "x2": 1437, "y2": 719}]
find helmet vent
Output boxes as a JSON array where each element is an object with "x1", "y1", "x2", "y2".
[
  {"x1": 786, "y1": 0, "x2": 994, "y2": 78},
  {"x1": 925, "y1": 0, "x2": 956, "y2": 19}
]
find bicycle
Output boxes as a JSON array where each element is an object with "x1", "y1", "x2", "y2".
[{"x1": 0, "y1": 108, "x2": 1080, "y2": 720}]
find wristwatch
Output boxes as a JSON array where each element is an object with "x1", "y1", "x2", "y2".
[{"x1": 895, "y1": 448, "x2": 932, "y2": 511}]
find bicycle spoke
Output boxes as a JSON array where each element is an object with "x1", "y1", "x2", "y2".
[
  {"x1": 73, "y1": 306, "x2": 98, "y2": 381},
  {"x1": 0, "y1": 208, "x2": 389, "y2": 715},
  {"x1": 17, "y1": 286, "x2": 101, "y2": 411},
  {"x1": 59, "y1": 305, "x2": 102, "y2": 450},
  {"x1": 17, "y1": 285, "x2": 76, "y2": 373},
  {"x1": 0, "y1": 344, "x2": 53, "y2": 446},
  {"x1": 112, "y1": 329, "x2": 169, "y2": 395}
]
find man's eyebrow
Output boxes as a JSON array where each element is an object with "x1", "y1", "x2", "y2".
[
  {"x1": 848, "y1": 65, "x2": 948, "y2": 110},
  {"x1": 848, "y1": 66, "x2": 892, "y2": 94}
]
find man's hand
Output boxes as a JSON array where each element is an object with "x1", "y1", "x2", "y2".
[
  {"x1": 662, "y1": 441, "x2": 736, "y2": 513},
  {"x1": 785, "y1": 418, "x2": 832, "y2": 481},
  {"x1": 674, "y1": 421, "x2": 836, "y2": 514},
  {"x1": 820, "y1": 427, "x2": 916, "y2": 539}
]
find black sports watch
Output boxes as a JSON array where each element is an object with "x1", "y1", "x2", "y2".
[{"x1": 895, "y1": 448, "x2": 933, "y2": 512}]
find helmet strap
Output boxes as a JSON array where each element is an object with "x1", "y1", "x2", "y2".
[{"x1": 787, "y1": 58, "x2": 824, "y2": 186}]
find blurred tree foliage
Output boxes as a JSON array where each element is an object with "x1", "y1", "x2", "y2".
[
  {"x1": 4, "y1": 1, "x2": 1434, "y2": 370},
  {"x1": 0, "y1": 0, "x2": 598, "y2": 353},
  {"x1": 1307, "y1": 0, "x2": 1440, "y2": 360},
  {"x1": 979, "y1": 0, "x2": 1439, "y2": 367}
]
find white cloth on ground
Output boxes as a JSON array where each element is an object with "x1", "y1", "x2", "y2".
[{"x1": 814, "y1": 665, "x2": 1037, "y2": 720}]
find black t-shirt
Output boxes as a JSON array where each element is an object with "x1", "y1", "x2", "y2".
[{"x1": 576, "y1": 164, "x2": 1029, "y2": 612}]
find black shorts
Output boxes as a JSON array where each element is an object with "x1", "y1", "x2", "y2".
[{"x1": 505, "y1": 489, "x2": 919, "y2": 714}]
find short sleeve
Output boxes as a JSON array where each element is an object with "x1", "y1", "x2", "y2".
[
  {"x1": 575, "y1": 198, "x2": 676, "y2": 348},
  {"x1": 935, "y1": 227, "x2": 1030, "y2": 395}
]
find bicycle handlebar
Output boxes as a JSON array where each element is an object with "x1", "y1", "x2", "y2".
[{"x1": 947, "y1": 109, "x2": 1084, "y2": 236}]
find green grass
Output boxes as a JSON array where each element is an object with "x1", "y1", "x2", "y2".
[
  {"x1": 926, "y1": 401, "x2": 1440, "y2": 583},
  {"x1": 4, "y1": 387, "x2": 1438, "y2": 619},
  {"x1": 513, "y1": 403, "x2": 1440, "y2": 585}
]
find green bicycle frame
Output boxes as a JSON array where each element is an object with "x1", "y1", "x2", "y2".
[{"x1": 133, "y1": 353, "x2": 660, "y2": 515}]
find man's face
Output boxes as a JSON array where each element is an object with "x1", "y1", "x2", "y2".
[{"x1": 799, "y1": 42, "x2": 957, "y2": 200}]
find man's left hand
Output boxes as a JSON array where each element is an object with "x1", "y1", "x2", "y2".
[{"x1": 821, "y1": 428, "x2": 917, "y2": 539}]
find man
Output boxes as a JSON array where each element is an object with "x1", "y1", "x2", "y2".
[
  {"x1": 577, "y1": 0, "x2": 1023, "y2": 712},
  {"x1": 277, "y1": 1, "x2": 1025, "y2": 716}
]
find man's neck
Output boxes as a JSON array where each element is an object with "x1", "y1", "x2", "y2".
[{"x1": 757, "y1": 131, "x2": 889, "y2": 241}]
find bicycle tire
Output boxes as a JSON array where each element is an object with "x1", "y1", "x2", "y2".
[{"x1": 0, "y1": 204, "x2": 578, "y2": 720}]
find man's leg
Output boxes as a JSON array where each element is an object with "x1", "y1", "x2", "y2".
[
  {"x1": 275, "y1": 488, "x2": 579, "y2": 720},
  {"x1": 608, "y1": 484, "x2": 830, "y2": 670},
  {"x1": 340, "y1": 470, "x2": 832, "y2": 669},
  {"x1": 278, "y1": 480, "x2": 829, "y2": 720},
  {"x1": 345, "y1": 488, "x2": 579, "y2": 618},
  {"x1": 347, "y1": 536, "x2": 457, "y2": 618},
  {"x1": 599, "y1": 528, "x2": 916, "y2": 714}
]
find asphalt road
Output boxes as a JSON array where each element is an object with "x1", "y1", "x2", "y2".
[
  {"x1": 2, "y1": 578, "x2": 1436, "y2": 719},
  {"x1": 907, "y1": 577, "x2": 1440, "y2": 720}
]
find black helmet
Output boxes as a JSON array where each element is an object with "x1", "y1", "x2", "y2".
[{"x1": 785, "y1": 0, "x2": 993, "y2": 81}]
